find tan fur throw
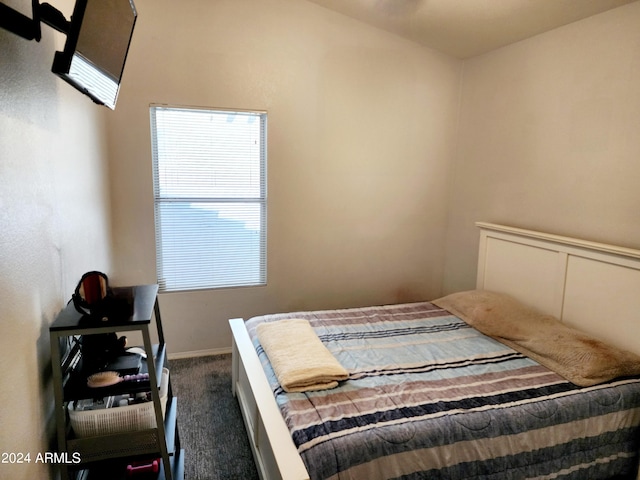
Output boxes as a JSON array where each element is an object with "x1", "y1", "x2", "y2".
[
  {"x1": 432, "y1": 290, "x2": 640, "y2": 387},
  {"x1": 257, "y1": 319, "x2": 349, "y2": 393}
]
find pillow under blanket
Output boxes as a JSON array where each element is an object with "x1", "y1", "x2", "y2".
[{"x1": 432, "y1": 289, "x2": 640, "y2": 387}]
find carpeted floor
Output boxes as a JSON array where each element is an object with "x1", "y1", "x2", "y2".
[{"x1": 169, "y1": 354, "x2": 259, "y2": 480}]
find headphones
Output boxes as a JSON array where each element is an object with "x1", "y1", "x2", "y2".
[
  {"x1": 72, "y1": 271, "x2": 111, "y2": 316},
  {"x1": 70, "y1": 271, "x2": 129, "y2": 371}
]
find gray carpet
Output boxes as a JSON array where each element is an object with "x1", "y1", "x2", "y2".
[{"x1": 169, "y1": 354, "x2": 260, "y2": 480}]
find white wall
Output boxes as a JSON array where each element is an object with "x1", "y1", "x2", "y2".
[
  {"x1": 106, "y1": 0, "x2": 462, "y2": 354},
  {"x1": 443, "y1": 1, "x2": 640, "y2": 294},
  {"x1": 0, "y1": 1, "x2": 113, "y2": 478},
  {"x1": 1, "y1": 0, "x2": 639, "y2": 476}
]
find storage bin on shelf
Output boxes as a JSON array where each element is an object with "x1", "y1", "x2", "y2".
[{"x1": 69, "y1": 368, "x2": 169, "y2": 438}]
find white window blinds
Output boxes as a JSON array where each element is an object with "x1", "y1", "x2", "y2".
[{"x1": 150, "y1": 106, "x2": 267, "y2": 292}]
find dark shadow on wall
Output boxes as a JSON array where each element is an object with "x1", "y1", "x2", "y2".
[{"x1": 0, "y1": 19, "x2": 61, "y2": 129}]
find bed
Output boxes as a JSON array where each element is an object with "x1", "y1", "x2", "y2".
[{"x1": 229, "y1": 222, "x2": 640, "y2": 480}]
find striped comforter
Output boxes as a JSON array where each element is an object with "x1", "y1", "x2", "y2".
[{"x1": 246, "y1": 302, "x2": 640, "y2": 480}]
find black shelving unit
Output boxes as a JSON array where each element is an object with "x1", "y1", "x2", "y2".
[{"x1": 49, "y1": 284, "x2": 184, "y2": 480}]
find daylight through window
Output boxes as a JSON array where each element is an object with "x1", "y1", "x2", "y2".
[{"x1": 150, "y1": 105, "x2": 267, "y2": 292}]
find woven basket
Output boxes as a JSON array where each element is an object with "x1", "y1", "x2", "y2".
[{"x1": 69, "y1": 368, "x2": 169, "y2": 438}]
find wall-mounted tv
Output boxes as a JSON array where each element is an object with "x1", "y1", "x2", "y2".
[{"x1": 52, "y1": 0, "x2": 137, "y2": 110}]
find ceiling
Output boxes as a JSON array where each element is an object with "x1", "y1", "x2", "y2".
[{"x1": 306, "y1": 0, "x2": 637, "y2": 58}]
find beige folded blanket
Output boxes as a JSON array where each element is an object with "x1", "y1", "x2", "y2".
[{"x1": 256, "y1": 319, "x2": 349, "y2": 393}]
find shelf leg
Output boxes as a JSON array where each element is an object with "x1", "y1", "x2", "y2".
[{"x1": 141, "y1": 325, "x2": 172, "y2": 480}]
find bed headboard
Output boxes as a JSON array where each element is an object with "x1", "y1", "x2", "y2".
[{"x1": 476, "y1": 222, "x2": 640, "y2": 356}]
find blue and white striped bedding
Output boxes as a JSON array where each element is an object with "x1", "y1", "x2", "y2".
[{"x1": 246, "y1": 301, "x2": 640, "y2": 480}]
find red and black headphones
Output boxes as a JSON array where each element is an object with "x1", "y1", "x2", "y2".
[{"x1": 72, "y1": 271, "x2": 111, "y2": 316}]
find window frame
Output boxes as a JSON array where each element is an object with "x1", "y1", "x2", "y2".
[{"x1": 149, "y1": 104, "x2": 267, "y2": 293}]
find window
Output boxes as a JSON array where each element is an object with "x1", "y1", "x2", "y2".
[{"x1": 150, "y1": 105, "x2": 267, "y2": 292}]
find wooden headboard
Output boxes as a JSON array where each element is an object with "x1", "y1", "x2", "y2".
[{"x1": 476, "y1": 222, "x2": 640, "y2": 356}]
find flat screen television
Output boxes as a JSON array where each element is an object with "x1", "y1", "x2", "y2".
[{"x1": 51, "y1": 0, "x2": 137, "y2": 110}]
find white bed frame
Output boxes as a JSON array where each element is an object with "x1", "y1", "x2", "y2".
[{"x1": 229, "y1": 222, "x2": 640, "y2": 480}]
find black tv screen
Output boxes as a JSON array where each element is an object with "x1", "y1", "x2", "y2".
[{"x1": 52, "y1": 0, "x2": 137, "y2": 109}]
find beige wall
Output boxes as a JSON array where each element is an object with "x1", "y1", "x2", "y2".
[
  {"x1": 106, "y1": 0, "x2": 462, "y2": 354},
  {"x1": 0, "y1": 1, "x2": 112, "y2": 478},
  {"x1": 443, "y1": 1, "x2": 640, "y2": 294},
  {"x1": 3, "y1": 1, "x2": 638, "y2": 476}
]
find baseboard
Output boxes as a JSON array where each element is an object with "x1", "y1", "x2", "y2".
[{"x1": 168, "y1": 347, "x2": 232, "y2": 360}]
